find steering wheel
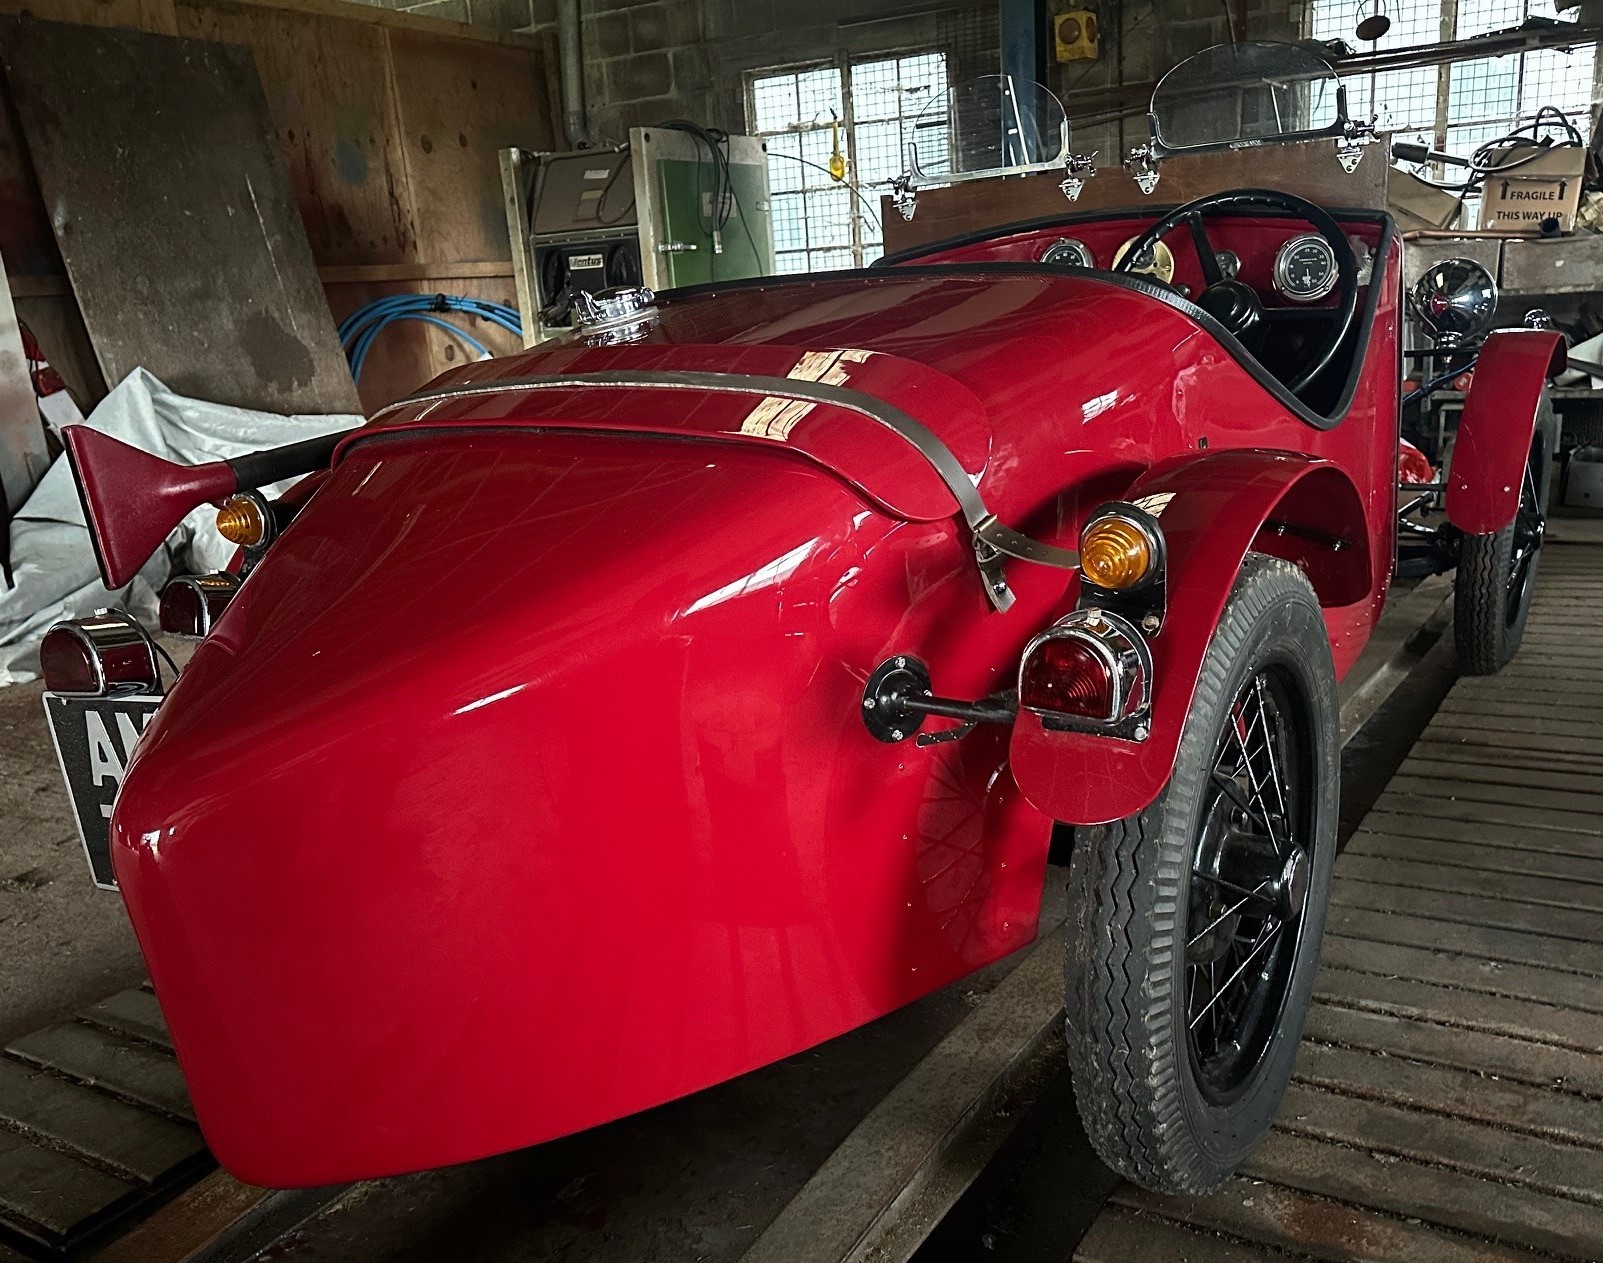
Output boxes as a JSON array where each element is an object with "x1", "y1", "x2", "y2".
[{"x1": 1113, "y1": 188, "x2": 1360, "y2": 397}]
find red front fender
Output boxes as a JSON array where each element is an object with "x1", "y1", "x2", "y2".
[
  {"x1": 1445, "y1": 329, "x2": 1564, "y2": 535},
  {"x1": 1009, "y1": 450, "x2": 1370, "y2": 826}
]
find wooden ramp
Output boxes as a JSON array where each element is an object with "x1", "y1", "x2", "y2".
[{"x1": 1077, "y1": 542, "x2": 1603, "y2": 1263}]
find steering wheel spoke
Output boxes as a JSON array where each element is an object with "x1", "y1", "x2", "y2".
[{"x1": 1187, "y1": 212, "x2": 1224, "y2": 287}]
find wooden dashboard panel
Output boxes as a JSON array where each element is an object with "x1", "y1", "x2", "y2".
[{"x1": 880, "y1": 138, "x2": 1389, "y2": 256}]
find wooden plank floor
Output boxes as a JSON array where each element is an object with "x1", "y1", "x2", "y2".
[
  {"x1": 0, "y1": 985, "x2": 205, "y2": 1253},
  {"x1": 1077, "y1": 543, "x2": 1603, "y2": 1263}
]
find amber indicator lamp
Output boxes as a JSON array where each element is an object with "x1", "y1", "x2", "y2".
[
  {"x1": 216, "y1": 494, "x2": 269, "y2": 548},
  {"x1": 1079, "y1": 515, "x2": 1153, "y2": 590}
]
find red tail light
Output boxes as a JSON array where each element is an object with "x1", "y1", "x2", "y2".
[
  {"x1": 160, "y1": 573, "x2": 242, "y2": 639},
  {"x1": 40, "y1": 610, "x2": 161, "y2": 697},
  {"x1": 1019, "y1": 635, "x2": 1114, "y2": 718},
  {"x1": 1018, "y1": 609, "x2": 1151, "y2": 736}
]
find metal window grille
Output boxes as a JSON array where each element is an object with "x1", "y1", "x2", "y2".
[
  {"x1": 748, "y1": 51, "x2": 954, "y2": 272},
  {"x1": 1309, "y1": 0, "x2": 1595, "y2": 184}
]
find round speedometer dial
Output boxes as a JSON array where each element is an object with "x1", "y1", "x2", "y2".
[{"x1": 1274, "y1": 234, "x2": 1338, "y2": 302}]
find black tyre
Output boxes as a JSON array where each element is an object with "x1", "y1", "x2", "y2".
[
  {"x1": 1454, "y1": 396, "x2": 1557, "y2": 675},
  {"x1": 1063, "y1": 554, "x2": 1339, "y2": 1195}
]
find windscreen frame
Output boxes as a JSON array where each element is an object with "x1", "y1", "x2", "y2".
[{"x1": 1147, "y1": 41, "x2": 1352, "y2": 160}]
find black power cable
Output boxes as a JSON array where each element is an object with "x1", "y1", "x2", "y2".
[
  {"x1": 1394, "y1": 106, "x2": 1586, "y2": 229},
  {"x1": 657, "y1": 119, "x2": 731, "y2": 277},
  {"x1": 656, "y1": 120, "x2": 765, "y2": 276}
]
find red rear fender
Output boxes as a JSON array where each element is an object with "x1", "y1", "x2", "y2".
[
  {"x1": 1446, "y1": 329, "x2": 1564, "y2": 535},
  {"x1": 110, "y1": 431, "x2": 1049, "y2": 1186},
  {"x1": 1009, "y1": 451, "x2": 1370, "y2": 826}
]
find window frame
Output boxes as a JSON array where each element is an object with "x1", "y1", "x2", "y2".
[
  {"x1": 745, "y1": 47, "x2": 948, "y2": 271},
  {"x1": 1306, "y1": 0, "x2": 1597, "y2": 183}
]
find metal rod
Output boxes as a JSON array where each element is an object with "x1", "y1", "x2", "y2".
[
  {"x1": 227, "y1": 430, "x2": 354, "y2": 491},
  {"x1": 897, "y1": 692, "x2": 1018, "y2": 726},
  {"x1": 1064, "y1": 21, "x2": 1603, "y2": 130}
]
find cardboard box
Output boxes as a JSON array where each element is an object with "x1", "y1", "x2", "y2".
[
  {"x1": 1477, "y1": 144, "x2": 1587, "y2": 233},
  {"x1": 1388, "y1": 166, "x2": 1465, "y2": 231}
]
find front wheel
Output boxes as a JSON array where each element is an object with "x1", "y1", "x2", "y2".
[
  {"x1": 1454, "y1": 397, "x2": 1557, "y2": 675},
  {"x1": 1063, "y1": 554, "x2": 1339, "y2": 1195}
]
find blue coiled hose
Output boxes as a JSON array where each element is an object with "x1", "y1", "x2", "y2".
[{"x1": 339, "y1": 294, "x2": 523, "y2": 382}]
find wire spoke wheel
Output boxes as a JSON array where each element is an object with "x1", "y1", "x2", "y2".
[
  {"x1": 1454, "y1": 395, "x2": 1555, "y2": 675},
  {"x1": 1063, "y1": 555, "x2": 1338, "y2": 1195},
  {"x1": 1184, "y1": 666, "x2": 1312, "y2": 1103},
  {"x1": 1506, "y1": 453, "x2": 1545, "y2": 628}
]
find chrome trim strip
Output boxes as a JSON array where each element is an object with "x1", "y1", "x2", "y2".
[{"x1": 373, "y1": 368, "x2": 1080, "y2": 609}]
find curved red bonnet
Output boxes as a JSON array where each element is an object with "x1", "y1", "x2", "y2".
[
  {"x1": 353, "y1": 342, "x2": 986, "y2": 523},
  {"x1": 110, "y1": 431, "x2": 1054, "y2": 1186},
  {"x1": 104, "y1": 256, "x2": 1413, "y2": 1185}
]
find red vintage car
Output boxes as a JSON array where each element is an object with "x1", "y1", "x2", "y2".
[{"x1": 41, "y1": 43, "x2": 1562, "y2": 1196}]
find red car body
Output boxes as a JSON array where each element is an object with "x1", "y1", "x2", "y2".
[{"x1": 90, "y1": 204, "x2": 1560, "y2": 1187}]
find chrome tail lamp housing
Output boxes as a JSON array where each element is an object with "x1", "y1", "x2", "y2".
[
  {"x1": 159, "y1": 572, "x2": 243, "y2": 640},
  {"x1": 39, "y1": 609, "x2": 162, "y2": 697},
  {"x1": 1018, "y1": 607, "x2": 1152, "y2": 739}
]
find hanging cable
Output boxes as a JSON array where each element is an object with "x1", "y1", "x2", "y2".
[
  {"x1": 762, "y1": 149, "x2": 886, "y2": 237},
  {"x1": 1402, "y1": 356, "x2": 1479, "y2": 408},
  {"x1": 339, "y1": 294, "x2": 523, "y2": 383}
]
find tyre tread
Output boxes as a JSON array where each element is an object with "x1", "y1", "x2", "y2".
[
  {"x1": 1453, "y1": 395, "x2": 1553, "y2": 676},
  {"x1": 1455, "y1": 529, "x2": 1512, "y2": 676},
  {"x1": 1063, "y1": 555, "x2": 1335, "y2": 1195}
]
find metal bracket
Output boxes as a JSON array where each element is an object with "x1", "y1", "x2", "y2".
[
  {"x1": 1060, "y1": 151, "x2": 1097, "y2": 203},
  {"x1": 861, "y1": 655, "x2": 1018, "y2": 744},
  {"x1": 1125, "y1": 146, "x2": 1159, "y2": 195},
  {"x1": 1335, "y1": 119, "x2": 1377, "y2": 173},
  {"x1": 861, "y1": 656, "x2": 933, "y2": 743},
  {"x1": 916, "y1": 721, "x2": 976, "y2": 747},
  {"x1": 973, "y1": 537, "x2": 1015, "y2": 612},
  {"x1": 890, "y1": 174, "x2": 917, "y2": 222}
]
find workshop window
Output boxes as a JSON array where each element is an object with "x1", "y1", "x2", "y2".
[
  {"x1": 1307, "y1": 0, "x2": 1596, "y2": 162},
  {"x1": 749, "y1": 52, "x2": 948, "y2": 273}
]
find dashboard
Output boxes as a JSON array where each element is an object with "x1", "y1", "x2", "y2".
[{"x1": 893, "y1": 213, "x2": 1379, "y2": 308}]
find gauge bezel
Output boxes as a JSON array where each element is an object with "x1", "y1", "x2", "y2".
[
  {"x1": 1273, "y1": 233, "x2": 1338, "y2": 303},
  {"x1": 1041, "y1": 237, "x2": 1094, "y2": 268},
  {"x1": 1113, "y1": 236, "x2": 1176, "y2": 284}
]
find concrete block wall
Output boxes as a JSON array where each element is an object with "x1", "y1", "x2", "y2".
[
  {"x1": 1059, "y1": 0, "x2": 1307, "y2": 167},
  {"x1": 556, "y1": 0, "x2": 1005, "y2": 145},
  {"x1": 339, "y1": 0, "x2": 1308, "y2": 159}
]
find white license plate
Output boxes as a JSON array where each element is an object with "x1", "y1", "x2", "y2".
[{"x1": 42, "y1": 692, "x2": 162, "y2": 890}]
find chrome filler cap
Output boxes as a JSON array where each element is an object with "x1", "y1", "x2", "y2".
[{"x1": 573, "y1": 286, "x2": 658, "y2": 339}]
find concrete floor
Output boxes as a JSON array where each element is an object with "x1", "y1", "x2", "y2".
[{"x1": 0, "y1": 676, "x2": 146, "y2": 1043}]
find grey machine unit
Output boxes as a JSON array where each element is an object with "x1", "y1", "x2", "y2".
[{"x1": 501, "y1": 126, "x2": 774, "y2": 345}]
